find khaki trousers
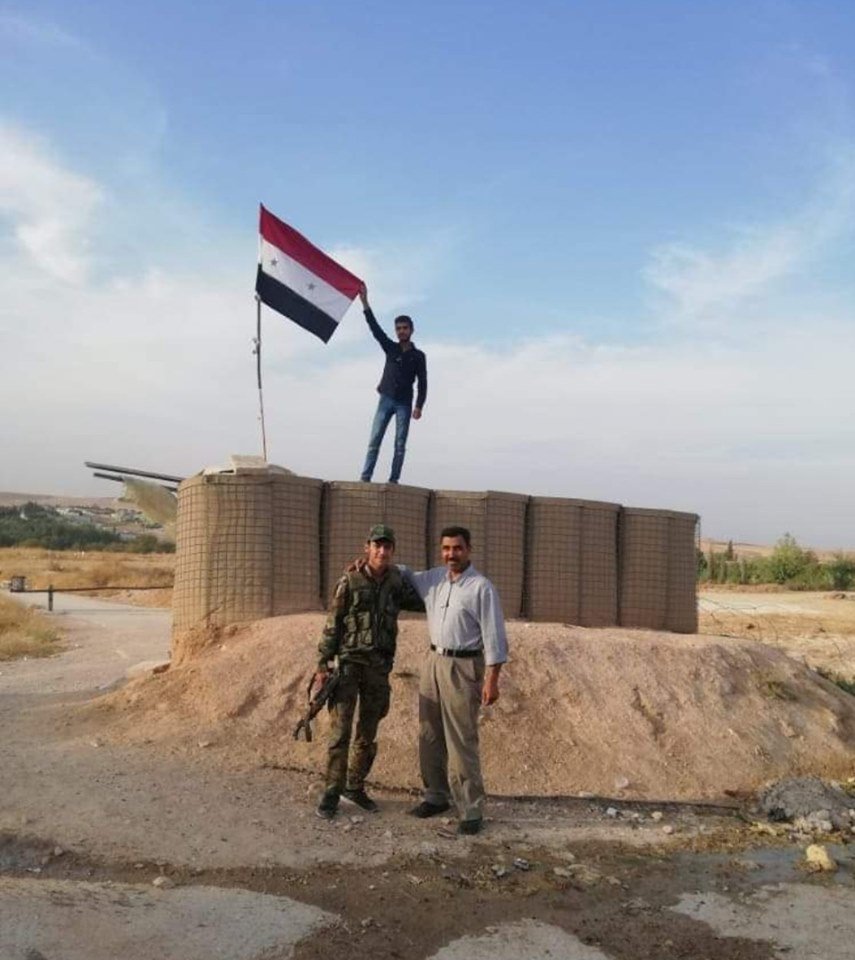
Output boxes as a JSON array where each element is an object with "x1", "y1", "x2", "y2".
[{"x1": 418, "y1": 650, "x2": 485, "y2": 821}]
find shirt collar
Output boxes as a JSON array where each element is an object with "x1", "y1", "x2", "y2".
[{"x1": 445, "y1": 563, "x2": 476, "y2": 583}]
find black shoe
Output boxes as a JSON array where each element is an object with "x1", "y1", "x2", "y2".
[
  {"x1": 408, "y1": 800, "x2": 451, "y2": 819},
  {"x1": 457, "y1": 818, "x2": 483, "y2": 836},
  {"x1": 316, "y1": 789, "x2": 339, "y2": 820},
  {"x1": 341, "y1": 788, "x2": 379, "y2": 813}
]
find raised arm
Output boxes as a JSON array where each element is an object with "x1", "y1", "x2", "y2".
[
  {"x1": 359, "y1": 286, "x2": 394, "y2": 351},
  {"x1": 397, "y1": 563, "x2": 436, "y2": 598}
]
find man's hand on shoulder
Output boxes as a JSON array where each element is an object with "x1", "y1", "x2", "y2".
[
  {"x1": 412, "y1": 407, "x2": 422, "y2": 420},
  {"x1": 345, "y1": 554, "x2": 369, "y2": 574}
]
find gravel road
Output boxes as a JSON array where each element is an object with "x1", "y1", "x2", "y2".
[{"x1": 1, "y1": 591, "x2": 170, "y2": 695}]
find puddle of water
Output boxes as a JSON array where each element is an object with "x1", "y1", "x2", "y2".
[{"x1": 675, "y1": 844, "x2": 855, "y2": 888}]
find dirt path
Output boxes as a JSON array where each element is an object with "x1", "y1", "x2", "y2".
[{"x1": 2, "y1": 591, "x2": 170, "y2": 694}]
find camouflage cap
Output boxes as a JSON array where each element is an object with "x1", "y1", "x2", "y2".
[{"x1": 367, "y1": 523, "x2": 396, "y2": 544}]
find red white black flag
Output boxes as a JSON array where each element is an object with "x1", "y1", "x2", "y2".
[{"x1": 255, "y1": 205, "x2": 364, "y2": 343}]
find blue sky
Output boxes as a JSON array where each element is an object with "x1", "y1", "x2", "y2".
[{"x1": 2, "y1": 1, "x2": 855, "y2": 546}]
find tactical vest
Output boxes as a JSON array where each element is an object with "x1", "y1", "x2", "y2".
[{"x1": 340, "y1": 568, "x2": 406, "y2": 658}]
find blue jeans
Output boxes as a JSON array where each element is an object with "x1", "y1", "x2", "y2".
[{"x1": 360, "y1": 394, "x2": 411, "y2": 483}]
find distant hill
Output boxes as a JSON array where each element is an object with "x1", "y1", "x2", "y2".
[{"x1": 700, "y1": 538, "x2": 845, "y2": 563}]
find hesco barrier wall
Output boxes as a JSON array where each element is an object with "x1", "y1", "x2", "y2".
[
  {"x1": 618, "y1": 508, "x2": 699, "y2": 633},
  {"x1": 429, "y1": 490, "x2": 528, "y2": 618},
  {"x1": 525, "y1": 497, "x2": 620, "y2": 626},
  {"x1": 174, "y1": 471, "x2": 323, "y2": 630},
  {"x1": 321, "y1": 482, "x2": 430, "y2": 601},
  {"x1": 174, "y1": 465, "x2": 699, "y2": 634}
]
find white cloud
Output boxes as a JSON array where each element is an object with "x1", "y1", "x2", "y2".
[
  {"x1": 3, "y1": 247, "x2": 854, "y2": 546},
  {"x1": 0, "y1": 123, "x2": 104, "y2": 282},
  {"x1": 330, "y1": 225, "x2": 459, "y2": 311},
  {"x1": 2, "y1": 124, "x2": 855, "y2": 548},
  {"x1": 644, "y1": 151, "x2": 855, "y2": 322},
  {"x1": 0, "y1": 12, "x2": 86, "y2": 51}
]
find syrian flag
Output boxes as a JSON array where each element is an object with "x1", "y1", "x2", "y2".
[{"x1": 255, "y1": 205, "x2": 364, "y2": 343}]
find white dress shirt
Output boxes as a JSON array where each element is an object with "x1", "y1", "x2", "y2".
[{"x1": 400, "y1": 564, "x2": 508, "y2": 666}]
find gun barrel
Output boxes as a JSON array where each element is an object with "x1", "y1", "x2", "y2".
[
  {"x1": 85, "y1": 461, "x2": 185, "y2": 484},
  {"x1": 93, "y1": 472, "x2": 178, "y2": 493}
]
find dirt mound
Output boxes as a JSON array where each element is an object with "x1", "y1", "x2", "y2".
[{"x1": 87, "y1": 615, "x2": 855, "y2": 801}]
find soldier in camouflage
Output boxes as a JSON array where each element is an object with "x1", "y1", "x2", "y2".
[{"x1": 315, "y1": 524, "x2": 425, "y2": 820}]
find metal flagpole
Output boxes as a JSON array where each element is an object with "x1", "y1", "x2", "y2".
[{"x1": 254, "y1": 294, "x2": 268, "y2": 461}]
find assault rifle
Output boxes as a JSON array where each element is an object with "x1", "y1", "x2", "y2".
[{"x1": 293, "y1": 667, "x2": 340, "y2": 742}]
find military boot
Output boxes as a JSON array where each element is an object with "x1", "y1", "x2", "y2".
[
  {"x1": 342, "y1": 787, "x2": 379, "y2": 813},
  {"x1": 316, "y1": 788, "x2": 340, "y2": 820}
]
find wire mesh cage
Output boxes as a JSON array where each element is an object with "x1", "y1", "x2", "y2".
[
  {"x1": 320, "y1": 481, "x2": 430, "y2": 603},
  {"x1": 173, "y1": 465, "x2": 700, "y2": 636},
  {"x1": 618, "y1": 507, "x2": 699, "y2": 633},
  {"x1": 429, "y1": 490, "x2": 528, "y2": 618},
  {"x1": 525, "y1": 497, "x2": 620, "y2": 625},
  {"x1": 174, "y1": 470, "x2": 323, "y2": 630},
  {"x1": 271, "y1": 472, "x2": 325, "y2": 615}
]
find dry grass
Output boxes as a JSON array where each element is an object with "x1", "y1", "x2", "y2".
[
  {"x1": 0, "y1": 547, "x2": 174, "y2": 607},
  {"x1": 0, "y1": 595, "x2": 63, "y2": 660}
]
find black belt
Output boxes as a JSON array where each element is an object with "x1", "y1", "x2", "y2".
[{"x1": 430, "y1": 644, "x2": 482, "y2": 659}]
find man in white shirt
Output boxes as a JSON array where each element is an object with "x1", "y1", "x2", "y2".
[{"x1": 402, "y1": 526, "x2": 508, "y2": 835}]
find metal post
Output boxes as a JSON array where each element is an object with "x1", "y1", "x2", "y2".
[
  {"x1": 48, "y1": 584, "x2": 54, "y2": 612},
  {"x1": 254, "y1": 295, "x2": 268, "y2": 462}
]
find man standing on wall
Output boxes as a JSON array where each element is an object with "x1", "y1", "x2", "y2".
[
  {"x1": 315, "y1": 525, "x2": 425, "y2": 821},
  {"x1": 401, "y1": 526, "x2": 507, "y2": 835},
  {"x1": 358, "y1": 285, "x2": 427, "y2": 485}
]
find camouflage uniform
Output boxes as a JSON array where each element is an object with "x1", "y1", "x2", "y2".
[{"x1": 319, "y1": 566, "x2": 424, "y2": 793}]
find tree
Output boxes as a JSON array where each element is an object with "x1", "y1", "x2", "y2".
[{"x1": 767, "y1": 533, "x2": 810, "y2": 585}]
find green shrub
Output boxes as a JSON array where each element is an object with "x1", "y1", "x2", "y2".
[
  {"x1": 786, "y1": 565, "x2": 829, "y2": 591},
  {"x1": 0, "y1": 504, "x2": 121, "y2": 550},
  {"x1": 827, "y1": 553, "x2": 855, "y2": 591},
  {"x1": 767, "y1": 533, "x2": 812, "y2": 585},
  {"x1": 699, "y1": 535, "x2": 851, "y2": 589},
  {"x1": 0, "y1": 504, "x2": 172, "y2": 554}
]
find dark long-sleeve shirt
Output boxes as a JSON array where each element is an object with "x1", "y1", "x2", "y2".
[{"x1": 365, "y1": 307, "x2": 427, "y2": 409}]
